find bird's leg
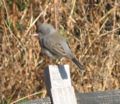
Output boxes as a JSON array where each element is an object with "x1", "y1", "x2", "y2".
[{"x1": 46, "y1": 58, "x2": 53, "y2": 65}]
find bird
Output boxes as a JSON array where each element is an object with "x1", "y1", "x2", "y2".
[{"x1": 34, "y1": 22, "x2": 84, "y2": 72}]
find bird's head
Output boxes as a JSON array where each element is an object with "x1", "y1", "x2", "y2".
[{"x1": 33, "y1": 22, "x2": 56, "y2": 39}]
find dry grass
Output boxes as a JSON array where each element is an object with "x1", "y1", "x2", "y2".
[{"x1": 0, "y1": 0, "x2": 120, "y2": 103}]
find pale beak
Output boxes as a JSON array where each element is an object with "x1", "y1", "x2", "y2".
[{"x1": 33, "y1": 33, "x2": 39, "y2": 39}]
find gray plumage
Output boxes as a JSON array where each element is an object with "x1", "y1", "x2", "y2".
[{"x1": 35, "y1": 22, "x2": 84, "y2": 71}]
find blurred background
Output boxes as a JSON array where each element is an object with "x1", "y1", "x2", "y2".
[{"x1": 0, "y1": 0, "x2": 120, "y2": 103}]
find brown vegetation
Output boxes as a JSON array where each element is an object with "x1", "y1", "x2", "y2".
[{"x1": 0, "y1": 0, "x2": 120, "y2": 103}]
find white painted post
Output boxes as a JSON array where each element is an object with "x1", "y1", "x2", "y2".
[{"x1": 44, "y1": 64, "x2": 77, "y2": 104}]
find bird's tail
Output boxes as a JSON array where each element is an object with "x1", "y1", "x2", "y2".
[{"x1": 72, "y1": 57, "x2": 84, "y2": 71}]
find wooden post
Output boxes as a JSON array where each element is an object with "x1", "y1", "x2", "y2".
[{"x1": 44, "y1": 64, "x2": 77, "y2": 104}]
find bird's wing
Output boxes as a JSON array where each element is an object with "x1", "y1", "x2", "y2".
[{"x1": 43, "y1": 33, "x2": 72, "y2": 57}]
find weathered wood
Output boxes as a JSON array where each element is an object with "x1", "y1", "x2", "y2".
[
  {"x1": 21, "y1": 90, "x2": 120, "y2": 104},
  {"x1": 76, "y1": 90, "x2": 120, "y2": 104},
  {"x1": 20, "y1": 65, "x2": 120, "y2": 104},
  {"x1": 44, "y1": 65, "x2": 77, "y2": 104},
  {"x1": 20, "y1": 97, "x2": 51, "y2": 104}
]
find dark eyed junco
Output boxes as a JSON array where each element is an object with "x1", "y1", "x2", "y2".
[{"x1": 34, "y1": 22, "x2": 84, "y2": 72}]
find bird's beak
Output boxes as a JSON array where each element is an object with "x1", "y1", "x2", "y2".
[{"x1": 33, "y1": 33, "x2": 39, "y2": 39}]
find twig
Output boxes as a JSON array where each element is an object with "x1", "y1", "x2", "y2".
[
  {"x1": 70, "y1": 0, "x2": 76, "y2": 17},
  {"x1": 2, "y1": 0, "x2": 9, "y2": 20},
  {"x1": 10, "y1": 90, "x2": 46, "y2": 104},
  {"x1": 24, "y1": 5, "x2": 48, "y2": 36},
  {"x1": 82, "y1": 27, "x2": 120, "y2": 59},
  {"x1": 54, "y1": 0, "x2": 59, "y2": 29}
]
